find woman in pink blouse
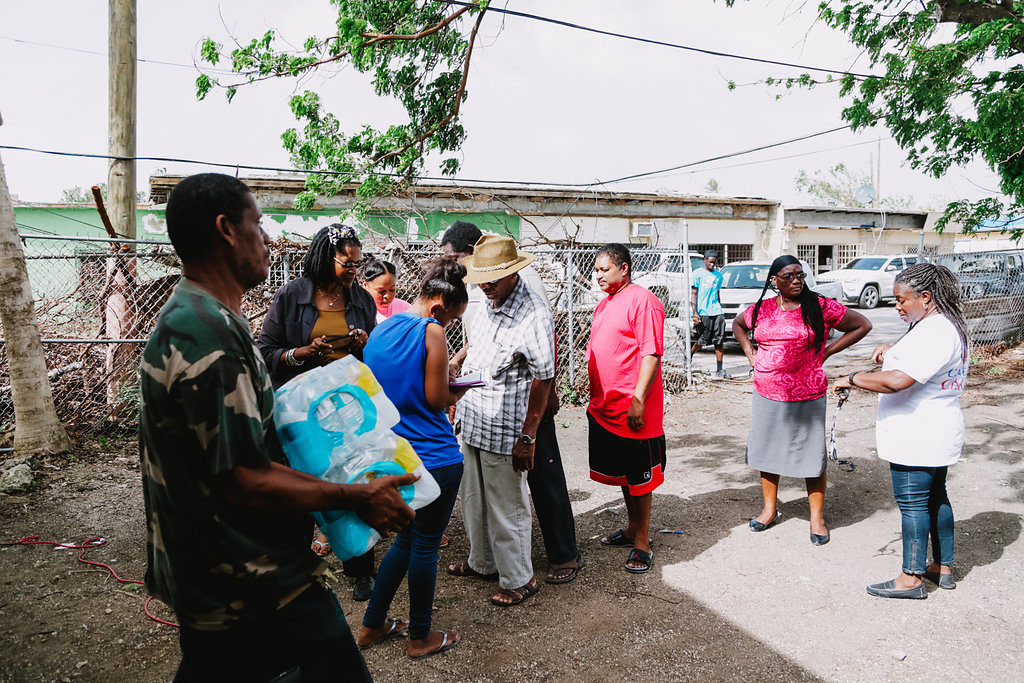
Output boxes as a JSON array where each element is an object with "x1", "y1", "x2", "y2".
[
  {"x1": 362, "y1": 257, "x2": 412, "y2": 324},
  {"x1": 733, "y1": 255, "x2": 871, "y2": 545}
]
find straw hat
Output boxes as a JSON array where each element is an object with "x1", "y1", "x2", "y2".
[{"x1": 459, "y1": 235, "x2": 536, "y2": 284}]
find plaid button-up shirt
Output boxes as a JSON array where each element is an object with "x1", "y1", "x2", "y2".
[{"x1": 455, "y1": 276, "x2": 556, "y2": 455}]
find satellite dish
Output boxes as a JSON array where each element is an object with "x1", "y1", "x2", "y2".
[{"x1": 854, "y1": 184, "x2": 876, "y2": 205}]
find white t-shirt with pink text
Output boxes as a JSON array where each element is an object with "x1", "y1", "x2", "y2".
[{"x1": 876, "y1": 314, "x2": 967, "y2": 467}]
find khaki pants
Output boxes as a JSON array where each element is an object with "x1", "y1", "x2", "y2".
[{"x1": 458, "y1": 439, "x2": 534, "y2": 590}]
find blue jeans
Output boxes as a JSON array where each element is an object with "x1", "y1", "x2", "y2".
[
  {"x1": 890, "y1": 463, "x2": 954, "y2": 575},
  {"x1": 363, "y1": 462, "x2": 463, "y2": 640}
]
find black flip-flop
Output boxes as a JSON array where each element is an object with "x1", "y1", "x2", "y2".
[
  {"x1": 600, "y1": 529, "x2": 632, "y2": 547},
  {"x1": 600, "y1": 530, "x2": 653, "y2": 547},
  {"x1": 545, "y1": 555, "x2": 584, "y2": 584},
  {"x1": 625, "y1": 548, "x2": 653, "y2": 574}
]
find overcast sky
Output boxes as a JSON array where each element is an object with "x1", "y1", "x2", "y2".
[{"x1": 0, "y1": 1, "x2": 1007, "y2": 209}]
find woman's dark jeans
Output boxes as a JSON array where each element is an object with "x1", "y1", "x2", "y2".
[
  {"x1": 363, "y1": 462, "x2": 463, "y2": 640},
  {"x1": 890, "y1": 463, "x2": 954, "y2": 574}
]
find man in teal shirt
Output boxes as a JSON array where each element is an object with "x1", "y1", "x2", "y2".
[{"x1": 690, "y1": 250, "x2": 729, "y2": 378}]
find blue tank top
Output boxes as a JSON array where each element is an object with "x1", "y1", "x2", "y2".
[{"x1": 364, "y1": 312, "x2": 463, "y2": 470}]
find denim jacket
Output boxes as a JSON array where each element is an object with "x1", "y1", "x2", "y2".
[{"x1": 257, "y1": 276, "x2": 377, "y2": 389}]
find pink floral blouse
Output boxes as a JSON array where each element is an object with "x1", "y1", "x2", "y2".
[{"x1": 742, "y1": 296, "x2": 848, "y2": 402}]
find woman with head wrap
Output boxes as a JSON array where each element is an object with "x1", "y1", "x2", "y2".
[
  {"x1": 733, "y1": 255, "x2": 871, "y2": 545},
  {"x1": 833, "y1": 263, "x2": 968, "y2": 599},
  {"x1": 257, "y1": 222, "x2": 379, "y2": 600}
]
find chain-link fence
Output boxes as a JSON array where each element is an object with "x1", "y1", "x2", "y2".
[
  {"x1": 933, "y1": 248, "x2": 1024, "y2": 352},
  {"x1": 2, "y1": 236, "x2": 1022, "y2": 439}
]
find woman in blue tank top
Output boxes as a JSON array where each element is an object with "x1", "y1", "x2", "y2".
[{"x1": 357, "y1": 259, "x2": 470, "y2": 660}]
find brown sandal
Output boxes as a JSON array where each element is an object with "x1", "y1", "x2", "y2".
[
  {"x1": 491, "y1": 578, "x2": 539, "y2": 606},
  {"x1": 447, "y1": 559, "x2": 498, "y2": 580}
]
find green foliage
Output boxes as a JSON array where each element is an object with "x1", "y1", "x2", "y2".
[
  {"x1": 59, "y1": 184, "x2": 145, "y2": 204},
  {"x1": 196, "y1": 0, "x2": 490, "y2": 215},
  {"x1": 794, "y1": 163, "x2": 915, "y2": 208},
  {"x1": 732, "y1": 0, "x2": 1024, "y2": 238}
]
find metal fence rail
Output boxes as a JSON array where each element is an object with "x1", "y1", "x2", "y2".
[{"x1": 1, "y1": 235, "x2": 1022, "y2": 437}]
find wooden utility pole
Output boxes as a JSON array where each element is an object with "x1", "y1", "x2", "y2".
[
  {"x1": 108, "y1": 0, "x2": 136, "y2": 237},
  {"x1": 0, "y1": 111, "x2": 72, "y2": 455},
  {"x1": 105, "y1": 0, "x2": 138, "y2": 418}
]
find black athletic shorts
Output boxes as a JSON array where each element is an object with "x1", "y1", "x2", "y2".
[
  {"x1": 587, "y1": 412, "x2": 666, "y2": 495},
  {"x1": 697, "y1": 314, "x2": 726, "y2": 347}
]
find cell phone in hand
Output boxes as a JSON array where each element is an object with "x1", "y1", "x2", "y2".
[{"x1": 321, "y1": 332, "x2": 354, "y2": 343}]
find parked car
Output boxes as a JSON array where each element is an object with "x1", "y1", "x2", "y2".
[
  {"x1": 814, "y1": 254, "x2": 918, "y2": 308},
  {"x1": 718, "y1": 259, "x2": 844, "y2": 340},
  {"x1": 631, "y1": 251, "x2": 706, "y2": 310},
  {"x1": 934, "y1": 251, "x2": 1024, "y2": 300}
]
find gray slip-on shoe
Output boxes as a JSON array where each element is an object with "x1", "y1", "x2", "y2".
[
  {"x1": 923, "y1": 570, "x2": 956, "y2": 590},
  {"x1": 866, "y1": 579, "x2": 927, "y2": 600}
]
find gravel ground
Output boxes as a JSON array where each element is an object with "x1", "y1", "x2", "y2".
[{"x1": 1, "y1": 348, "x2": 1022, "y2": 682}]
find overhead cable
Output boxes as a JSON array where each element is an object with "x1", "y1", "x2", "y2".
[
  {"x1": 0, "y1": 125, "x2": 856, "y2": 189},
  {"x1": 443, "y1": 1, "x2": 874, "y2": 79}
]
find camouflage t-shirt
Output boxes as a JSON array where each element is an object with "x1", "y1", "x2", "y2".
[{"x1": 140, "y1": 280, "x2": 324, "y2": 631}]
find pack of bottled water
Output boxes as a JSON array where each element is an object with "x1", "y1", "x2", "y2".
[{"x1": 274, "y1": 355, "x2": 440, "y2": 560}]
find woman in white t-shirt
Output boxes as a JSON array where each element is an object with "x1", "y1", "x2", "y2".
[{"x1": 833, "y1": 263, "x2": 969, "y2": 600}]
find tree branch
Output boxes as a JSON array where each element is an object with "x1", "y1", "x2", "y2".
[
  {"x1": 368, "y1": 5, "x2": 486, "y2": 168},
  {"x1": 935, "y1": 0, "x2": 1019, "y2": 25}
]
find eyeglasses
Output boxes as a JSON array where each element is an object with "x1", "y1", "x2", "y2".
[
  {"x1": 775, "y1": 272, "x2": 807, "y2": 282},
  {"x1": 334, "y1": 256, "x2": 361, "y2": 270}
]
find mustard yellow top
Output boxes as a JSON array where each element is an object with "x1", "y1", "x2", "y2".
[{"x1": 309, "y1": 308, "x2": 350, "y2": 361}]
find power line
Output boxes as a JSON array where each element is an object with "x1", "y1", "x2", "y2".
[
  {"x1": 0, "y1": 34, "x2": 237, "y2": 75},
  {"x1": 1, "y1": 126, "x2": 860, "y2": 189},
  {"x1": 598, "y1": 125, "x2": 853, "y2": 185},
  {"x1": 445, "y1": 1, "x2": 874, "y2": 79},
  {"x1": 615, "y1": 136, "x2": 891, "y2": 184}
]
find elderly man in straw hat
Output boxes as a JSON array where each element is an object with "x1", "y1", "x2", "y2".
[{"x1": 445, "y1": 235, "x2": 555, "y2": 606}]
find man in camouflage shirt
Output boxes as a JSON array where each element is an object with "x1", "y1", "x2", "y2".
[{"x1": 141, "y1": 173, "x2": 416, "y2": 681}]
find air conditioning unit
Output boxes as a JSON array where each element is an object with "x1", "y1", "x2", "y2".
[{"x1": 631, "y1": 221, "x2": 654, "y2": 238}]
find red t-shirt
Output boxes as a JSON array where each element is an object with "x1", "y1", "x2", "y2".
[
  {"x1": 587, "y1": 283, "x2": 665, "y2": 438},
  {"x1": 742, "y1": 295, "x2": 848, "y2": 402}
]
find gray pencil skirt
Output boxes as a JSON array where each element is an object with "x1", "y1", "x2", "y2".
[{"x1": 745, "y1": 390, "x2": 827, "y2": 478}]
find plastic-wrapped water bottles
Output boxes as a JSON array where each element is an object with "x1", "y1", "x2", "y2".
[{"x1": 274, "y1": 356, "x2": 440, "y2": 560}]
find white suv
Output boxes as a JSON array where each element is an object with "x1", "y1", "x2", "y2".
[
  {"x1": 815, "y1": 255, "x2": 918, "y2": 308},
  {"x1": 631, "y1": 252, "x2": 706, "y2": 310}
]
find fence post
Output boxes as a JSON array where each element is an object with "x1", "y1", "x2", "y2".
[
  {"x1": 682, "y1": 220, "x2": 693, "y2": 388},
  {"x1": 282, "y1": 251, "x2": 291, "y2": 282},
  {"x1": 566, "y1": 249, "x2": 575, "y2": 389}
]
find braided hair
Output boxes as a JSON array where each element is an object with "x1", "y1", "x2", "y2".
[
  {"x1": 300, "y1": 223, "x2": 362, "y2": 289},
  {"x1": 419, "y1": 258, "x2": 469, "y2": 310},
  {"x1": 895, "y1": 262, "x2": 969, "y2": 359},
  {"x1": 361, "y1": 257, "x2": 396, "y2": 283},
  {"x1": 750, "y1": 255, "x2": 826, "y2": 352}
]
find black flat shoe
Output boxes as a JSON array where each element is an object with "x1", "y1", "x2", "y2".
[
  {"x1": 810, "y1": 532, "x2": 830, "y2": 546},
  {"x1": 866, "y1": 579, "x2": 927, "y2": 600},
  {"x1": 923, "y1": 570, "x2": 956, "y2": 590},
  {"x1": 748, "y1": 513, "x2": 778, "y2": 532}
]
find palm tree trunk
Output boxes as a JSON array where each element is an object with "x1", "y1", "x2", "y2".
[{"x1": 0, "y1": 150, "x2": 72, "y2": 455}]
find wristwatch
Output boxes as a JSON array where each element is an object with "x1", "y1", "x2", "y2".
[{"x1": 519, "y1": 433, "x2": 536, "y2": 445}]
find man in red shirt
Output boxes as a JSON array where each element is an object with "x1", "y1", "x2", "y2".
[{"x1": 587, "y1": 243, "x2": 666, "y2": 574}]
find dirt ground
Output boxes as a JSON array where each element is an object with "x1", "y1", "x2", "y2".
[{"x1": 1, "y1": 348, "x2": 1022, "y2": 682}]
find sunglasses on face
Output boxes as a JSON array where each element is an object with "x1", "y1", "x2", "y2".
[
  {"x1": 334, "y1": 256, "x2": 361, "y2": 270},
  {"x1": 775, "y1": 272, "x2": 807, "y2": 282}
]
